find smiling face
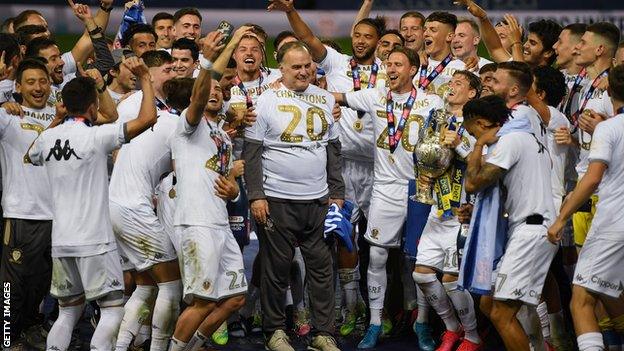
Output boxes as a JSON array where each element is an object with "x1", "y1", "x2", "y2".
[
  {"x1": 154, "y1": 18, "x2": 174, "y2": 49},
  {"x1": 111, "y1": 63, "x2": 137, "y2": 92},
  {"x1": 452, "y1": 22, "x2": 479, "y2": 60},
  {"x1": 173, "y1": 14, "x2": 201, "y2": 42},
  {"x1": 423, "y1": 20, "x2": 454, "y2": 58},
  {"x1": 447, "y1": 73, "x2": 476, "y2": 106},
  {"x1": 38, "y1": 45, "x2": 64, "y2": 85},
  {"x1": 205, "y1": 79, "x2": 224, "y2": 114},
  {"x1": 130, "y1": 33, "x2": 156, "y2": 58},
  {"x1": 233, "y1": 37, "x2": 263, "y2": 76},
  {"x1": 149, "y1": 62, "x2": 176, "y2": 93},
  {"x1": 400, "y1": 16, "x2": 424, "y2": 51},
  {"x1": 171, "y1": 48, "x2": 196, "y2": 78},
  {"x1": 376, "y1": 33, "x2": 403, "y2": 61},
  {"x1": 280, "y1": 48, "x2": 312, "y2": 92},
  {"x1": 480, "y1": 70, "x2": 495, "y2": 97},
  {"x1": 553, "y1": 29, "x2": 581, "y2": 68},
  {"x1": 351, "y1": 23, "x2": 379, "y2": 62},
  {"x1": 16, "y1": 68, "x2": 51, "y2": 109},
  {"x1": 523, "y1": 32, "x2": 552, "y2": 66},
  {"x1": 386, "y1": 51, "x2": 417, "y2": 93},
  {"x1": 491, "y1": 68, "x2": 520, "y2": 103}
]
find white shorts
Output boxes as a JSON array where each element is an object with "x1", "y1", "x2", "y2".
[
  {"x1": 343, "y1": 158, "x2": 374, "y2": 224},
  {"x1": 110, "y1": 201, "x2": 177, "y2": 272},
  {"x1": 117, "y1": 244, "x2": 135, "y2": 272},
  {"x1": 156, "y1": 174, "x2": 177, "y2": 251},
  {"x1": 364, "y1": 182, "x2": 408, "y2": 248},
  {"x1": 416, "y1": 218, "x2": 461, "y2": 274},
  {"x1": 176, "y1": 225, "x2": 247, "y2": 303},
  {"x1": 50, "y1": 250, "x2": 124, "y2": 301},
  {"x1": 573, "y1": 233, "x2": 624, "y2": 298},
  {"x1": 493, "y1": 224, "x2": 558, "y2": 306}
]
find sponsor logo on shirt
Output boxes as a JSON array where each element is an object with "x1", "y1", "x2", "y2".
[{"x1": 45, "y1": 139, "x2": 82, "y2": 161}]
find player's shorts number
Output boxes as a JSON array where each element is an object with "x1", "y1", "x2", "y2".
[
  {"x1": 279, "y1": 105, "x2": 328, "y2": 143},
  {"x1": 226, "y1": 269, "x2": 247, "y2": 290}
]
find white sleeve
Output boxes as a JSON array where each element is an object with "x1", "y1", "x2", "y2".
[
  {"x1": 318, "y1": 46, "x2": 347, "y2": 75},
  {"x1": 27, "y1": 134, "x2": 45, "y2": 166},
  {"x1": 61, "y1": 52, "x2": 77, "y2": 76},
  {"x1": 0, "y1": 109, "x2": 12, "y2": 138},
  {"x1": 345, "y1": 89, "x2": 376, "y2": 113},
  {"x1": 588, "y1": 122, "x2": 613, "y2": 165},
  {"x1": 245, "y1": 92, "x2": 270, "y2": 142},
  {"x1": 486, "y1": 134, "x2": 522, "y2": 171},
  {"x1": 94, "y1": 123, "x2": 126, "y2": 153}
]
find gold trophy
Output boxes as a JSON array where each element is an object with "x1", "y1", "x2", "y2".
[{"x1": 413, "y1": 108, "x2": 453, "y2": 205}]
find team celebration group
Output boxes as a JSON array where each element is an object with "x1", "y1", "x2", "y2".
[{"x1": 1, "y1": 0, "x2": 624, "y2": 350}]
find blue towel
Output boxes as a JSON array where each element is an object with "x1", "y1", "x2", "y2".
[
  {"x1": 458, "y1": 116, "x2": 532, "y2": 294},
  {"x1": 325, "y1": 201, "x2": 354, "y2": 252},
  {"x1": 403, "y1": 179, "x2": 432, "y2": 260},
  {"x1": 114, "y1": 0, "x2": 147, "y2": 49}
]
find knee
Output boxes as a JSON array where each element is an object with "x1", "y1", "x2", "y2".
[
  {"x1": 412, "y1": 269, "x2": 437, "y2": 285},
  {"x1": 442, "y1": 280, "x2": 458, "y2": 293},
  {"x1": 489, "y1": 301, "x2": 515, "y2": 326},
  {"x1": 570, "y1": 286, "x2": 596, "y2": 314},
  {"x1": 225, "y1": 295, "x2": 246, "y2": 312},
  {"x1": 368, "y1": 246, "x2": 388, "y2": 270},
  {"x1": 479, "y1": 297, "x2": 493, "y2": 318}
]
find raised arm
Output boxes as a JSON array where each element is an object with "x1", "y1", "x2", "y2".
[
  {"x1": 268, "y1": 0, "x2": 327, "y2": 62},
  {"x1": 186, "y1": 31, "x2": 225, "y2": 126},
  {"x1": 123, "y1": 58, "x2": 157, "y2": 140},
  {"x1": 504, "y1": 14, "x2": 525, "y2": 62},
  {"x1": 212, "y1": 25, "x2": 254, "y2": 79},
  {"x1": 81, "y1": 67, "x2": 118, "y2": 124},
  {"x1": 351, "y1": 0, "x2": 374, "y2": 37}
]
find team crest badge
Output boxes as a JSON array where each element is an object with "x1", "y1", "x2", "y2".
[
  {"x1": 9, "y1": 249, "x2": 22, "y2": 264},
  {"x1": 169, "y1": 188, "x2": 176, "y2": 199},
  {"x1": 371, "y1": 228, "x2": 380, "y2": 239},
  {"x1": 203, "y1": 281, "x2": 212, "y2": 291}
]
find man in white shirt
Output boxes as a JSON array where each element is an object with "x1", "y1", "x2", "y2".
[
  {"x1": 244, "y1": 41, "x2": 344, "y2": 351},
  {"x1": 463, "y1": 94, "x2": 557, "y2": 351},
  {"x1": 106, "y1": 49, "x2": 137, "y2": 105},
  {"x1": 548, "y1": 64, "x2": 624, "y2": 351},
  {"x1": 27, "y1": 58, "x2": 157, "y2": 351},
  {"x1": 452, "y1": 18, "x2": 492, "y2": 70},
  {"x1": 399, "y1": 11, "x2": 426, "y2": 52},
  {"x1": 171, "y1": 38, "x2": 199, "y2": 78},
  {"x1": 152, "y1": 12, "x2": 174, "y2": 50},
  {"x1": 0, "y1": 34, "x2": 22, "y2": 104},
  {"x1": 333, "y1": 47, "x2": 444, "y2": 349},
  {"x1": 120, "y1": 24, "x2": 157, "y2": 58},
  {"x1": 172, "y1": 8, "x2": 202, "y2": 44},
  {"x1": 25, "y1": 37, "x2": 75, "y2": 105},
  {"x1": 0, "y1": 58, "x2": 55, "y2": 348}
]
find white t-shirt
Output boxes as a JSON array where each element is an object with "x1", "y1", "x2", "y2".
[
  {"x1": 0, "y1": 106, "x2": 54, "y2": 220},
  {"x1": 61, "y1": 51, "x2": 77, "y2": 77},
  {"x1": 345, "y1": 86, "x2": 445, "y2": 184},
  {"x1": 246, "y1": 84, "x2": 337, "y2": 200},
  {"x1": 107, "y1": 88, "x2": 126, "y2": 106},
  {"x1": 28, "y1": 119, "x2": 126, "y2": 257},
  {"x1": 109, "y1": 111, "x2": 178, "y2": 209},
  {"x1": 48, "y1": 73, "x2": 75, "y2": 106},
  {"x1": 559, "y1": 69, "x2": 589, "y2": 118},
  {"x1": 319, "y1": 47, "x2": 387, "y2": 162},
  {"x1": 171, "y1": 114, "x2": 233, "y2": 228},
  {"x1": 486, "y1": 131, "x2": 555, "y2": 229},
  {"x1": 0, "y1": 79, "x2": 15, "y2": 104},
  {"x1": 117, "y1": 90, "x2": 169, "y2": 125},
  {"x1": 477, "y1": 56, "x2": 493, "y2": 70},
  {"x1": 547, "y1": 106, "x2": 571, "y2": 208},
  {"x1": 588, "y1": 113, "x2": 624, "y2": 238},
  {"x1": 511, "y1": 104, "x2": 547, "y2": 146},
  {"x1": 412, "y1": 57, "x2": 465, "y2": 99}
]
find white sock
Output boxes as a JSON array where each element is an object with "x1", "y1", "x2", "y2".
[
  {"x1": 370, "y1": 308, "x2": 382, "y2": 326},
  {"x1": 446, "y1": 281, "x2": 480, "y2": 343},
  {"x1": 133, "y1": 324, "x2": 151, "y2": 346},
  {"x1": 116, "y1": 285, "x2": 157, "y2": 350},
  {"x1": 416, "y1": 285, "x2": 430, "y2": 324},
  {"x1": 46, "y1": 303, "x2": 84, "y2": 351},
  {"x1": 518, "y1": 305, "x2": 545, "y2": 351},
  {"x1": 185, "y1": 330, "x2": 209, "y2": 351},
  {"x1": 338, "y1": 268, "x2": 359, "y2": 315},
  {"x1": 92, "y1": 306, "x2": 124, "y2": 350},
  {"x1": 167, "y1": 337, "x2": 187, "y2": 351},
  {"x1": 577, "y1": 332, "x2": 605, "y2": 351},
  {"x1": 367, "y1": 246, "x2": 389, "y2": 319},
  {"x1": 536, "y1": 302, "x2": 551, "y2": 342},
  {"x1": 151, "y1": 280, "x2": 182, "y2": 351},
  {"x1": 413, "y1": 272, "x2": 459, "y2": 332}
]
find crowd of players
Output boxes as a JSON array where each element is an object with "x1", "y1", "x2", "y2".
[{"x1": 1, "y1": 0, "x2": 624, "y2": 350}]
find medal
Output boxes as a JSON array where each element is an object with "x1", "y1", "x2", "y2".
[
  {"x1": 350, "y1": 58, "x2": 379, "y2": 132},
  {"x1": 353, "y1": 120, "x2": 363, "y2": 132},
  {"x1": 168, "y1": 188, "x2": 176, "y2": 198},
  {"x1": 571, "y1": 68, "x2": 609, "y2": 132}
]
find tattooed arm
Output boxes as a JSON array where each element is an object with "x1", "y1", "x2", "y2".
[{"x1": 464, "y1": 128, "x2": 507, "y2": 193}]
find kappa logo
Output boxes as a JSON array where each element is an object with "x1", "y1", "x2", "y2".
[
  {"x1": 511, "y1": 289, "x2": 526, "y2": 298},
  {"x1": 46, "y1": 139, "x2": 82, "y2": 161},
  {"x1": 575, "y1": 273, "x2": 586, "y2": 283},
  {"x1": 111, "y1": 279, "x2": 121, "y2": 287}
]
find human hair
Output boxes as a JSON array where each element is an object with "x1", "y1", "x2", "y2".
[
  {"x1": 242, "y1": 23, "x2": 268, "y2": 43},
  {"x1": 274, "y1": 30, "x2": 297, "y2": 51},
  {"x1": 151, "y1": 12, "x2": 173, "y2": 27},
  {"x1": 25, "y1": 37, "x2": 57, "y2": 58},
  {"x1": 62, "y1": 77, "x2": 97, "y2": 115},
  {"x1": 458, "y1": 18, "x2": 480, "y2": 35},
  {"x1": 0, "y1": 33, "x2": 21, "y2": 67},
  {"x1": 496, "y1": 61, "x2": 533, "y2": 95},
  {"x1": 276, "y1": 41, "x2": 310, "y2": 64},
  {"x1": 141, "y1": 50, "x2": 173, "y2": 68},
  {"x1": 171, "y1": 38, "x2": 199, "y2": 61},
  {"x1": 321, "y1": 39, "x2": 344, "y2": 54},
  {"x1": 16, "y1": 57, "x2": 49, "y2": 83},
  {"x1": 479, "y1": 62, "x2": 498, "y2": 75},
  {"x1": 463, "y1": 95, "x2": 511, "y2": 125},
  {"x1": 121, "y1": 23, "x2": 157, "y2": 48},
  {"x1": 425, "y1": 11, "x2": 458, "y2": 31},
  {"x1": 608, "y1": 64, "x2": 624, "y2": 103},
  {"x1": 163, "y1": 77, "x2": 194, "y2": 111},
  {"x1": 355, "y1": 17, "x2": 387, "y2": 38},
  {"x1": 533, "y1": 65, "x2": 567, "y2": 107},
  {"x1": 15, "y1": 25, "x2": 47, "y2": 46},
  {"x1": 13, "y1": 10, "x2": 44, "y2": 30},
  {"x1": 563, "y1": 23, "x2": 587, "y2": 38},
  {"x1": 388, "y1": 46, "x2": 420, "y2": 68},
  {"x1": 1, "y1": 17, "x2": 14, "y2": 33},
  {"x1": 586, "y1": 22, "x2": 621, "y2": 56},
  {"x1": 381, "y1": 29, "x2": 405, "y2": 45},
  {"x1": 619, "y1": 40, "x2": 624, "y2": 50},
  {"x1": 454, "y1": 70, "x2": 482, "y2": 99},
  {"x1": 400, "y1": 11, "x2": 425, "y2": 27},
  {"x1": 173, "y1": 8, "x2": 202, "y2": 24},
  {"x1": 528, "y1": 19, "x2": 562, "y2": 65},
  {"x1": 226, "y1": 58, "x2": 236, "y2": 69}
]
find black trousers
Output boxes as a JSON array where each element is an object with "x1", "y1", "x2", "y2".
[
  {"x1": 0, "y1": 218, "x2": 52, "y2": 341},
  {"x1": 259, "y1": 197, "x2": 335, "y2": 335}
]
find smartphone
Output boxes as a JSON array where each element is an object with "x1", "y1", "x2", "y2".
[{"x1": 216, "y1": 21, "x2": 234, "y2": 46}]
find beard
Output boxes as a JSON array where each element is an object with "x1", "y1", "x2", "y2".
[{"x1": 352, "y1": 45, "x2": 376, "y2": 61}]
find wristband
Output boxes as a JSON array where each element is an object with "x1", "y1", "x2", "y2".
[
  {"x1": 88, "y1": 26, "x2": 103, "y2": 36},
  {"x1": 199, "y1": 56, "x2": 213, "y2": 71},
  {"x1": 100, "y1": 4, "x2": 113, "y2": 12}
]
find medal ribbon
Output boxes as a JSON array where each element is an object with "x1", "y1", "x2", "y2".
[
  {"x1": 155, "y1": 98, "x2": 170, "y2": 111},
  {"x1": 63, "y1": 115, "x2": 92, "y2": 126},
  {"x1": 418, "y1": 54, "x2": 452, "y2": 90},
  {"x1": 434, "y1": 116, "x2": 467, "y2": 219},
  {"x1": 350, "y1": 59, "x2": 379, "y2": 119},
  {"x1": 386, "y1": 88, "x2": 417, "y2": 153},
  {"x1": 571, "y1": 68, "x2": 609, "y2": 132},
  {"x1": 207, "y1": 119, "x2": 230, "y2": 176},
  {"x1": 233, "y1": 74, "x2": 264, "y2": 109},
  {"x1": 560, "y1": 68, "x2": 587, "y2": 117}
]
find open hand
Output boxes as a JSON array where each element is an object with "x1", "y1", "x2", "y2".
[
  {"x1": 201, "y1": 31, "x2": 227, "y2": 62},
  {"x1": 267, "y1": 0, "x2": 295, "y2": 13},
  {"x1": 214, "y1": 175, "x2": 239, "y2": 200}
]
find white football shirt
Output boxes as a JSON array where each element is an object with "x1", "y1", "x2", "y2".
[
  {"x1": 547, "y1": 106, "x2": 571, "y2": 209},
  {"x1": 511, "y1": 104, "x2": 547, "y2": 146},
  {"x1": 412, "y1": 57, "x2": 465, "y2": 99},
  {"x1": 0, "y1": 79, "x2": 15, "y2": 104},
  {"x1": 246, "y1": 84, "x2": 337, "y2": 200},
  {"x1": 0, "y1": 106, "x2": 55, "y2": 220},
  {"x1": 345, "y1": 86, "x2": 445, "y2": 184},
  {"x1": 28, "y1": 119, "x2": 126, "y2": 257}
]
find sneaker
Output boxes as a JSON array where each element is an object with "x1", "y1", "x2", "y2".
[
  {"x1": 456, "y1": 339, "x2": 484, "y2": 351},
  {"x1": 357, "y1": 324, "x2": 382, "y2": 349},
  {"x1": 294, "y1": 309, "x2": 311, "y2": 337},
  {"x1": 381, "y1": 315, "x2": 392, "y2": 335},
  {"x1": 22, "y1": 324, "x2": 47, "y2": 350},
  {"x1": 436, "y1": 329, "x2": 463, "y2": 351},
  {"x1": 339, "y1": 312, "x2": 357, "y2": 336},
  {"x1": 414, "y1": 322, "x2": 436, "y2": 351},
  {"x1": 212, "y1": 321, "x2": 229, "y2": 345},
  {"x1": 229, "y1": 320, "x2": 246, "y2": 338},
  {"x1": 265, "y1": 330, "x2": 295, "y2": 351},
  {"x1": 308, "y1": 335, "x2": 341, "y2": 351}
]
